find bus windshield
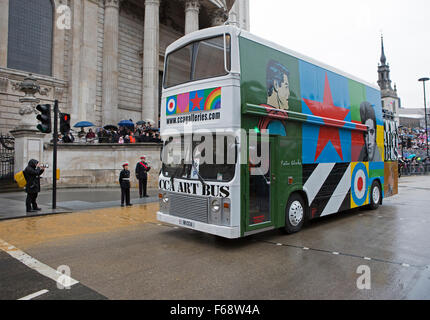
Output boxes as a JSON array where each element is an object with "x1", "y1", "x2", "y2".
[
  {"x1": 164, "y1": 35, "x2": 231, "y2": 88},
  {"x1": 162, "y1": 134, "x2": 237, "y2": 183}
]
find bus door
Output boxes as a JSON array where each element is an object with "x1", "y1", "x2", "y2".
[{"x1": 246, "y1": 136, "x2": 277, "y2": 233}]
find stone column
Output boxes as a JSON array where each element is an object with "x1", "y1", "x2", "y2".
[
  {"x1": 0, "y1": 0, "x2": 9, "y2": 67},
  {"x1": 70, "y1": 0, "x2": 98, "y2": 124},
  {"x1": 70, "y1": 0, "x2": 83, "y2": 123},
  {"x1": 142, "y1": 0, "x2": 160, "y2": 125},
  {"x1": 229, "y1": 0, "x2": 250, "y2": 31},
  {"x1": 185, "y1": 0, "x2": 200, "y2": 34},
  {"x1": 102, "y1": 0, "x2": 120, "y2": 125}
]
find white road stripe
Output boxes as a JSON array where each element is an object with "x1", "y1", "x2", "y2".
[
  {"x1": 303, "y1": 163, "x2": 336, "y2": 205},
  {"x1": 0, "y1": 239, "x2": 79, "y2": 287},
  {"x1": 321, "y1": 164, "x2": 351, "y2": 217},
  {"x1": 18, "y1": 289, "x2": 49, "y2": 300}
]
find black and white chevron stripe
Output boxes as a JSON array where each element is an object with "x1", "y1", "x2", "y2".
[{"x1": 303, "y1": 163, "x2": 351, "y2": 218}]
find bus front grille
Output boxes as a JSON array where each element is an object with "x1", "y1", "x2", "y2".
[{"x1": 169, "y1": 193, "x2": 209, "y2": 223}]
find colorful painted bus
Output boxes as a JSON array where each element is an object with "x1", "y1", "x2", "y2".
[{"x1": 157, "y1": 25, "x2": 398, "y2": 239}]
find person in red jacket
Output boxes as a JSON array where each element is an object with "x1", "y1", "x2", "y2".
[{"x1": 135, "y1": 156, "x2": 151, "y2": 198}]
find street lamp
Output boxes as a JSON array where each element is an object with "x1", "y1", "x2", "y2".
[{"x1": 418, "y1": 77, "x2": 429, "y2": 157}]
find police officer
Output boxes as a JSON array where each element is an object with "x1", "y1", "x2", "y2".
[
  {"x1": 135, "y1": 156, "x2": 151, "y2": 198},
  {"x1": 119, "y1": 162, "x2": 133, "y2": 207},
  {"x1": 23, "y1": 159, "x2": 45, "y2": 213}
]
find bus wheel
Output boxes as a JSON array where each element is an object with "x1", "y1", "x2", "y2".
[
  {"x1": 283, "y1": 193, "x2": 305, "y2": 234},
  {"x1": 369, "y1": 180, "x2": 381, "y2": 210}
]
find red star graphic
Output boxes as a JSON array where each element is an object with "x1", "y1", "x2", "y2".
[
  {"x1": 190, "y1": 92, "x2": 203, "y2": 111},
  {"x1": 303, "y1": 74, "x2": 350, "y2": 161}
]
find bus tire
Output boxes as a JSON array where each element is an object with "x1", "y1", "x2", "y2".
[
  {"x1": 283, "y1": 193, "x2": 305, "y2": 234},
  {"x1": 369, "y1": 180, "x2": 381, "y2": 210}
]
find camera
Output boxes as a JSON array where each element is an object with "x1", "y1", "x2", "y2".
[{"x1": 39, "y1": 163, "x2": 49, "y2": 169}]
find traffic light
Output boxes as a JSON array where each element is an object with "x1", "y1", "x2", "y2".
[
  {"x1": 36, "y1": 104, "x2": 52, "y2": 133},
  {"x1": 60, "y1": 113, "x2": 71, "y2": 135}
]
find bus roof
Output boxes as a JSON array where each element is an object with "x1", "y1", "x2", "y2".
[{"x1": 165, "y1": 25, "x2": 380, "y2": 91}]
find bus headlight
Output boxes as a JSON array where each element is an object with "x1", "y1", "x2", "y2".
[
  {"x1": 211, "y1": 199, "x2": 221, "y2": 212},
  {"x1": 159, "y1": 191, "x2": 170, "y2": 213},
  {"x1": 163, "y1": 193, "x2": 169, "y2": 204},
  {"x1": 209, "y1": 198, "x2": 221, "y2": 225}
]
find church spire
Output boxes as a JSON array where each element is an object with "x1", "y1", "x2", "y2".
[
  {"x1": 378, "y1": 35, "x2": 392, "y2": 92},
  {"x1": 380, "y1": 35, "x2": 387, "y2": 65}
]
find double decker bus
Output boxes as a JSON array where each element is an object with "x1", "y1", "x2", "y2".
[{"x1": 157, "y1": 25, "x2": 398, "y2": 239}]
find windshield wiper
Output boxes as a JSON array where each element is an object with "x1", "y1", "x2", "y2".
[
  {"x1": 171, "y1": 164, "x2": 184, "y2": 186},
  {"x1": 192, "y1": 160, "x2": 207, "y2": 188}
]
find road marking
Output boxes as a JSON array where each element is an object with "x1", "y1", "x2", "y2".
[
  {"x1": 257, "y1": 239, "x2": 425, "y2": 269},
  {"x1": 0, "y1": 239, "x2": 79, "y2": 287},
  {"x1": 18, "y1": 289, "x2": 49, "y2": 300}
]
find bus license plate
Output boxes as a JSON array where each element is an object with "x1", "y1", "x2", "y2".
[{"x1": 179, "y1": 219, "x2": 194, "y2": 228}]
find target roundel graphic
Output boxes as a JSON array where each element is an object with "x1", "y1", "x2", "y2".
[
  {"x1": 166, "y1": 97, "x2": 177, "y2": 115},
  {"x1": 352, "y1": 163, "x2": 369, "y2": 206}
]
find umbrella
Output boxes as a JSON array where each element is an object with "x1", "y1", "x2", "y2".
[
  {"x1": 118, "y1": 120, "x2": 134, "y2": 127},
  {"x1": 73, "y1": 121, "x2": 95, "y2": 128},
  {"x1": 408, "y1": 154, "x2": 416, "y2": 159},
  {"x1": 136, "y1": 121, "x2": 146, "y2": 125},
  {"x1": 104, "y1": 125, "x2": 118, "y2": 131}
]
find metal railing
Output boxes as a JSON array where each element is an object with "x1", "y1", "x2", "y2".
[
  {"x1": 399, "y1": 163, "x2": 430, "y2": 176},
  {"x1": 0, "y1": 134, "x2": 15, "y2": 183}
]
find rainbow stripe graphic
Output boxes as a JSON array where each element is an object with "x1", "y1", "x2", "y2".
[
  {"x1": 166, "y1": 87, "x2": 221, "y2": 115},
  {"x1": 204, "y1": 87, "x2": 221, "y2": 111}
]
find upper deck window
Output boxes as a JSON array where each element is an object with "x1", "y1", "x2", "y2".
[{"x1": 164, "y1": 35, "x2": 231, "y2": 88}]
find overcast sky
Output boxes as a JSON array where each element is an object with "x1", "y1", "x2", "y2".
[{"x1": 249, "y1": 0, "x2": 430, "y2": 109}]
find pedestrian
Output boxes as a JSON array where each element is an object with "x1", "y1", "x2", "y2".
[
  {"x1": 135, "y1": 156, "x2": 151, "y2": 198},
  {"x1": 119, "y1": 162, "x2": 133, "y2": 207},
  {"x1": 23, "y1": 159, "x2": 45, "y2": 213}
]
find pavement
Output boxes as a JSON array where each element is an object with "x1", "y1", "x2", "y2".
[
  {"x1": 0, "y1": 187, "x2": 159, "y2": 220},
  {"x1": 0, "y1": 176, "x2": 429, "y2": 300}
]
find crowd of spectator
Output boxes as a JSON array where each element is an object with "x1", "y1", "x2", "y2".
[
  {"x1": 59, "y1": 122, "x2": 162, "y2": 144},
  {"x1": 398, "y1": 126, "x2": 430, "y2": 176},
  {"x1": 398, "y1": 126, "x2": 429, "y2": 159}
]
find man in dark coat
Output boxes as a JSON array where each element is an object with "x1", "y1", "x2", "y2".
[
  {"x1": 135, "y1": 156, "x2": 151, "y2": 198},
  {"x1": 119, "y1": 162, "x2": 133, "y2": 207},
  {"x1": 23, "y1": 159, "x2": 45, "y2": 213}
]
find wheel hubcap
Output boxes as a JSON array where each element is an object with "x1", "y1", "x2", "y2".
[
  {"x1": 373, "y1": 186, "x2": 380, "y2": 204},
  {"x1": 289, "y1": 201, "x2": 304, "y2": 227}
]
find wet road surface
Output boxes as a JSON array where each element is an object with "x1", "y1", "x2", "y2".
[{"x1": 0, "y1": 176, "x2": 429, "y2": 299}]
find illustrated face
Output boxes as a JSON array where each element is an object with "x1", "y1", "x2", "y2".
[
  {"x1": 275, "y1": 74, "x2": 290, "y2": 109},
  {"x1": 365, "y1": 119, "x2": 376, "y2": 160}
]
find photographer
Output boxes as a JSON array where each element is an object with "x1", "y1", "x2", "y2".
[{"x1": 23, "y1": 159, "x2": 45, "y2": 213}]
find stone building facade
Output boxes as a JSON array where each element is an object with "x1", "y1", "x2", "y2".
[{"x1": 0, "y1": 0, "x2": 250, "y2": 134}]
